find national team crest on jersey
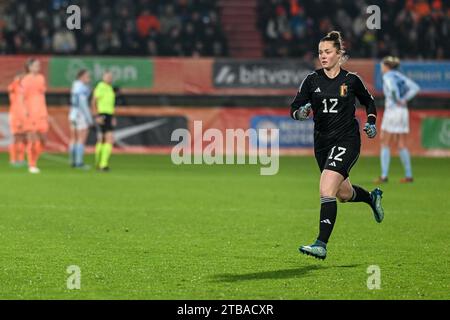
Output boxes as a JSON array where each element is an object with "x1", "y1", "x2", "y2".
[{"x1": 340, "y1": 84, "x2": 348, "y2": 97}]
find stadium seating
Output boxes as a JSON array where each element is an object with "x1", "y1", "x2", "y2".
[
  {"x1": 257, "y1": 0, "x2": 449, "y2": 59},
  {"x1": 0, "y1": 0, "x2": 229, "y2": 57}
]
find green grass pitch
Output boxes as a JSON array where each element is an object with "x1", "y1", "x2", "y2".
[{"x1": 0, "y1": 153, "x2": 449, "y2": 299}]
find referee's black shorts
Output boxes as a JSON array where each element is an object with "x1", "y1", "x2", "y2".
[
  {"x1": 314, "y1": 138, "x2": 361, "y2": 179},
  {"x1": 97, "y1": 113, "x2": 114, "y2": 133}
]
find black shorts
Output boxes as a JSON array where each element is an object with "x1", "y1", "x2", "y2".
[
  {"x1": 314, "y1": 139, "x2": 361, "y2": 179},
  {"x1": 97, "y1": 113, "x2": 114, "y2": 133}
]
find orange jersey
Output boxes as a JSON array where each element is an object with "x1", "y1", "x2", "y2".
[
  {"x1": 21, "y1": 73, "x2": 47, "y2": 118},
  {"x1": 8, "y1": 78, "x2": 26, "y2": 134},
  {"x1": 8, "y1": 79, "x2": 24, "y2": 116}
]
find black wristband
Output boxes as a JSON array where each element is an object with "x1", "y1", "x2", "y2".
[
  {"x1": 367, "y1": 115, "x2": 376, "y2": 125},
  {"x1": 290, "y1": 105, "x2": 299, "y2": 120}
]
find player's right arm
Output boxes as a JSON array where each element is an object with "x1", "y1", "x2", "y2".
[
  {"x1": 7, "y1": 82, "x2": 14, "y2": 107},
  {"x1": 290, "y1": 74, "x2": 312, "y2": 120},
  {"x1": 80, "y1": 92, "x2": 93, "y2": 125},
  {"x1": 91, "y1": 88, "x2": 97, "y2": 115},
  {"x1": 91, "y1": 84, "x2": 101, "y2": 123}
]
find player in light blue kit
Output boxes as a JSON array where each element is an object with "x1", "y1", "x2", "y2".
[
  {"x1": 376, "y1": 56, "x2": 420, "y2": 183},
  {"x1": 69, "y1": 69, "x2": 93, "y2": 168}
]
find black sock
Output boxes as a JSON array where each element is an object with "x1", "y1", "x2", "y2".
[
  {"x1": 349, "y1": 185, "x2": 372, "y2": 205},
  {"x1": 317, "y1": 197, "x2": 337, "y2": 244}
]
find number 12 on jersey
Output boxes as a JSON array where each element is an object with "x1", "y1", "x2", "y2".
[{"x1": 322, "y1": 98, "x2": 338, "y2": 113}]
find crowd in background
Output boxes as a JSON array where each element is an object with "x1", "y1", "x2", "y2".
[
  {"x1": 257, "y1": 0, "x2": 449, "y2": 59},
  {"x1": 1, "y1": 0, "x2": 448, "y2": 59},
  {"x1": 0, "y1": 0, "x2": 229, "y2": 57}
]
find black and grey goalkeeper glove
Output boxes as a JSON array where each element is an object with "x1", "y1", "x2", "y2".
[{"x1": 293, "y1": 103, "x2": 312, "y2": 121}]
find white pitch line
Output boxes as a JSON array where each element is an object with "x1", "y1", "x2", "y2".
[{"x1": 40, "y1": 153, "x2": 70, "y2": 165}]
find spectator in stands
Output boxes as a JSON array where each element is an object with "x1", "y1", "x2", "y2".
[
  {"x1": 182, "y1": 22, "x2": 197, "y2": 56},
  {"x1": 0, "y1": 0, "x2": 227, "y2": 57},
  {"x1": 96, "y1": 21, "x2": 121, "y2": 55},
  {"x1": 159, "y1": 4, "x2": 182, "y2": 35},
  {"x1": 162, "y1": 26, "x2": 184, "y2": 56},
  {"x1": 78, "y1": 22, "x2": 97, "y2": 54},
  {"x1": 120, "y1": 20, "x2": 142, "y2": 55},
  {"x1": 136, "y1": 9, "x2": 160, "y2": 38},
  {"x1": 192, "y1": 41, "x2": 205, "y2": 57},
  {"x1": 144, "y1": 29, "x2": 162, "y2": 55},
  {"x1": 202, "y1": 26, "x2": 220, "y2": 56},
  {"x1": 146, "y1": 39, "x2": 159, "y2": 56},
  {"x1": 189, "y1": 10, "x2": 204, "y2": 36},
  {"x1": 115, "y1": 6, "x2": 134, "y2": 32},
  {"x1": 409, "y1": 0, "x2": 432, "y2": 21},
  {"x1": 266, "y1": 6, "x2": 290, "y2": 42},
  {"x1": 1, "y1": 0, "x2": 447, "y2": 59},
  {"x1": 290, "y1": 7, "x2": 307, "y2": 38},
  {"x1": 52, "y1": 28, "x2": 77, "y2": 53},
  {"x1": 38, "y1": 27, "x2": 53, "y2": 53},
  {"x1": 257, "y1": 0, "x2": 449, "y2": 59}
]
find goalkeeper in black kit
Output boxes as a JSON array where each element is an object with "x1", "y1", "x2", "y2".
[{"x1": 290, "y1": 31, "x2": 384, "y2": 260}]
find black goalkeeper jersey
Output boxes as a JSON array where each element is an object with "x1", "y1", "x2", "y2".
[{"x1": 290, "y1": 68, "x2": 376, "y2": 152}]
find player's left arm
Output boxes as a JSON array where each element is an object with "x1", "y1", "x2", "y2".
[
  {"x1": 39, "y1": 74, "x2": 47, "y2": 94},
  {"x1": 91, "y1": 85, "x2": 102, "y2": 124},
  {"x1": 354, "y1": 75, "x2": 377, "y2": 124},
  {"x1": 403, "y1": 76, "x2": 420, "y2": 102},
  {"x1": 354, "y1": 75, "x2": 377, "y2": 138}
]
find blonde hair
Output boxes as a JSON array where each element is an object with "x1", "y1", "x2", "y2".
[{"x1": 382, "y1": 56, "x2": 400, "y2": 69}]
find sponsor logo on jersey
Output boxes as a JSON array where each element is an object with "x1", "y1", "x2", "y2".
[{"x1": 315, "y1": 87, "x2": 321, "y2": 93}]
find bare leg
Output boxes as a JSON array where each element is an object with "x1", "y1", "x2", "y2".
[
  {"x1": 336, "y1": 178, "x2": 354, "y2": 202},
  {"x1": 16, "y1": 133, "x2": 27, "y2": 163}
]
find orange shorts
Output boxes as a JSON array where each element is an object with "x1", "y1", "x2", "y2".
[
  {"x1": 9, "y1": 115, "x2": 26, "y2": 135},
  {"x1": 24, "y1": 117, "x2": 49, "y2": 133}
]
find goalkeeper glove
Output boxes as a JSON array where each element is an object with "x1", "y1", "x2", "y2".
[
  {"x1": 294, "y1": 103, "x2": 312, "y2": 121},
  {"x1": 363, "y1": 123, "x2": 377, "y2": 138}
]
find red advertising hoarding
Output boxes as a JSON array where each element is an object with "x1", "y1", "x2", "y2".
[
  {"x1": 0, "y1": 106, "x2": 448, "y2": 157},
  {"x1": 0, "y1": 57, "x2": 375, "y2": 96}
]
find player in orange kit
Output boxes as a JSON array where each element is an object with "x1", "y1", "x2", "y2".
[
  {"x1": 21, "y1": 58, "x2": 48, "y2": 174},
  {"x1": 8, "y1": 72, "x2": 27, "y2": 167}
]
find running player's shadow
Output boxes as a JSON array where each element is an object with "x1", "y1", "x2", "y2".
[{"x1": 213, "y1": 264, "x2": 360, "y2": 282}]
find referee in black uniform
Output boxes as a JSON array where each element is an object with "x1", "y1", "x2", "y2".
[{"x1": 290, "y1": 31, "x2": 384, "y2": 260}]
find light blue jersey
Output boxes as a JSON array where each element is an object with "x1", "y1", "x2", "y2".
[
  {"x1": 382, "y1": 70, "x2": 420, "y2": 110},
  {"x1": 70, "y1": 80, "x2": 93, "y2": 125}
]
